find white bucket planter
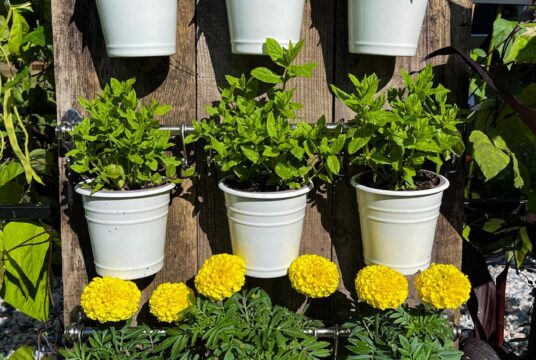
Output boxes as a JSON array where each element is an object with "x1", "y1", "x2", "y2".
[
  {"x1": 95, "y1": 0, "x2": 177, "y2": 57},
  {"x1": 351, "y1": 172, "x2": 449, "y2": 275},
  {"x1": 76, "y1": 182, "x2": 175, "y2": 279},
  {"x1": 219, "y1": 178, "x2": 311, "y2": 278},
  {"x1": 226, "y1": 0, "x2": 305, "y2": 55},
  {"x1": 348, "y1": 0, "x2": 428, "y2": 56}
]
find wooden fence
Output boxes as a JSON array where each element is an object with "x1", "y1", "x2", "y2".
[{"x1": 52, "y1": 0, "x2": 472, "y2": 324}]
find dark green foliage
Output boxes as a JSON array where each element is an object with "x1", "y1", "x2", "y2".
[
  {"x1": 331, "y1": 66, "x2": 464, "y2": 190},
  {"x1": 186, "y1": 39, "x2": 344, "y2": 191},
  {"x1": 344, "y1": 305, "x2": 462, "y2": 360},
  {"x1": 67, "y1": 78, "x2": 192, "y2": 192},
  {"x1": 60, "y1": 288, "x2": 332, "y2": 359}
]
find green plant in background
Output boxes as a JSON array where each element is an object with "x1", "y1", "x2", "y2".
[
  {"x1": 464, "y1": 6, "x2": 536, "y2": 267},
  {"x1": 67, "y1": 78, "x2": 193, "y2": 192},
  {"x1": 60, "y1": 288, "x2": 331, "y2": 360},
  {"x1": 0, "y1": 0, "x2": 56, "y2": 323},
  {"x1": 186, "y1": 38, "x2": 344, "y2": 191},
  {"x1": 331, "y1": 65, "x2": 464, "y2": 190}
]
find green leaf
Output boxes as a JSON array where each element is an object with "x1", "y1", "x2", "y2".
[
  {"x1": 0, "y1": 222, "x2": 50, "y2": 321},
  {"x1": 8, "y1": 11, "x2": 29, "y2": 55},
  {"x1": 469, "y1": 130, "x2": 510, "y2": 182},
  {"x1": 287, "y1": 64, "x2": 317, "y2": 78},
  {"x1": 264, "y1": 38, "x2": 285, "y2": 65},
  {"x1": 8, "y1": 346, "x2": 34, "y2": 360},
  {"x1": 275, "y1": 163, "x2": 292, "y2": 180},
  {"x1": 266, "y1": 113, "x2": 278, "y2": 139},
  {"x1": 326, "y1": 155, "x2": 340, "y2": 175},
  {"x1": 241, "y1": 146, "x2": 260, "y2": 164},
  {"x1": 251, "y1": 67, "x2": 283, "y2": 84},
  {"x1": 0, "y1": 162, "x2": 24, "y2": 186},
  {"x1": 348, "y1": 137, "x2": 371, "y2": 154}
]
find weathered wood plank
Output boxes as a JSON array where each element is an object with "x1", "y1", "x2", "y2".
[
  {"x1": 52, "y1": 0, "x2": 198, "y2": 324},
  {"x1": 331, "y1": 0, "x2": 472, "y2": 314},
  {"x1": 55, "y1": 0, "x2": 470, "y2": 325}
]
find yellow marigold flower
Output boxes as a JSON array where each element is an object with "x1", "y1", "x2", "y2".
[
  {"x1": 415, "y1": 263, "x2": 471, "y2": 309},
  {"x1": 194, "y1": 254, "x2": 246, "y2": 301},
  {"x1": 80, "y1": 277, "x2": 141, "y2": 323},
  {"x1": 355, "y1": 265, "x2": 408, "y2": 310},
  {"x1": 149, "y1": 282, "x2": 194, "y2": 323},
  {"x1": 288, "y1": 255, "x2": 340, "y2": 298}
]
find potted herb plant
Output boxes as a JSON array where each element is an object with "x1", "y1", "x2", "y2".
[
  {"x1": 67, "y1": 78, "x2": 190, "y2": 280},
  {"x1": 226, "y1": 0, "x2": 305, "y2": 55},
  {"x1": 331, "y1": 66, "x2": 464, "y2": 275},
  {"x1": 186, "y1": 39, "x2": 345, "y2": 278},
  {"x1": 348, "y1": 0, "x2": 428, "y2": 56},
  {"x1": 96, "y1": 0, "x2": 177, "y2": 57}
]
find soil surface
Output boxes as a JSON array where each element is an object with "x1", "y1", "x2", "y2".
[
  {"x1": 359, "y1": 170, "x2": 440, "y2": 191},
  {"x1": 225, "y1": 177, "x2": 285, "y2": 192},
  {"x1": 413, "y1": 171, "x2": 440, "y2": 190}
]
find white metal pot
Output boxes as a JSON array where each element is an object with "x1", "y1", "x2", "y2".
[
  {"x1": 226, "y1": 0, "x2": 305, "y2": 55},
  {"x1": 76, "y1": 182, "x2": 175, "y2": 279},
  {"x1": 95, "y1": 0, "x2": 177, "y2": 57},
  {"x1": 351, "y1": 172, "x2": 449, "y2": 275},
  {"x1": 219, "y1": 177, "x2": 311, "y2": 278},
  {"x1": 348, "y1": 0, "x2": 428, "y2": 56}
]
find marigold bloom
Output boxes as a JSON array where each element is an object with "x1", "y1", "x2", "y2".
[
  {"x1": 415, "y1": 263, "x2": 471, "y2": 309},
  {"x1": 288, "y1": 255, "x2": 340, "y2": 298},
  {"x1": 149, "y1": 282, "x2": 194, "y2": 323},
  {"x1": 80, "y1": 277, "x2": 141, "y2": 323},
  {"x1": 355, "y1": 265, "x2": 408, "y2": 310},
  {"x1": 194, "y1": 254, "x2": 246, "y2": 301}
]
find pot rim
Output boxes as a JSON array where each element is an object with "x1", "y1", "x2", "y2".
[
  {"x1": 75, "y1": 179, "x2": 175, "y2": 198},
  {"x1": 350, "y1": 170, "x2": 450, "y2": 197},
  {"x1": 218, "y1": 176, "x2": 312, "y2": 199}
]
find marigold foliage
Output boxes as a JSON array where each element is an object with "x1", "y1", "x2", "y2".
[
  {"x1": 288, "y1": 255, "x2": 340, "y2": 298},
  {"x1": 149, "y1": 282, "x2": 194, "y2": 323},
  {"x1": 355, "y1": 265, "x2": 408, "y2": 310},
  {"x1": 80, "y1": 277, "x2": 141, "y2": 323},
  {"x1": 194, "y1": 254, "x2": 246, "y2": 301},
  {"x1": 415, "y1": 263, "x2": 471, "y2": 309}
]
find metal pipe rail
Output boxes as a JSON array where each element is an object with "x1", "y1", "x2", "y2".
[{"x1": 55, "y1": 109, "x2": 347, "y2": 140}]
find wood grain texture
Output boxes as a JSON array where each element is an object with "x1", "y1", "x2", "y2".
[
  {"x1": 331, "y1": 0, "x2": 472, "y2": 312},
  {"x1": 55, "y1": 0, "x2": 471, "y2": 324},
  {"x1": 52, "y1": 0, "x2": 198, "y2": 325}
]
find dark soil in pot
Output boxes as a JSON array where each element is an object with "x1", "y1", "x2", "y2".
[{"x1": 359, "y1": 170, "x2": 440, "y2": 191}]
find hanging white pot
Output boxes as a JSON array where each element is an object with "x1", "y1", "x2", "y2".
[
  {"x1": 351, "y1": 172, "x2": 449, "y2": 275},
  {"x1": 219, "y1": 177, "x2": 311, "y2": 278},
  {"x1": 226, "y1": 0, "x2": 305, "y2": 55},
  {"x1": 95, "y1": 0, "x2": 177, "y2": 57},
  {"x1": 76, "y1": 181, "x2": 175, "y2": 280},
  {"x1": 348, "y1": 0, "x2": 428, "y2": 56}
]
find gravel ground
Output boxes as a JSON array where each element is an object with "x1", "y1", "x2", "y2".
[
  {"x1": 460, "y1": 256, "x2": 536, "y2": 357},
  {"x1": 0, "y1": 276, "x2": 63, "y2": 358}
]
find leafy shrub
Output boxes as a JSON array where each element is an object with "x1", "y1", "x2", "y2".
[
  {"x1": 67, "y1": 78, "x2": 190, "y2": 192},
  {"x1": 331, "y1": 65, "x2": 464, "y2": 190},
  {"x1": 60, "y1": 288, "x2": 331, "y2": 359},
  {"x1": 186, "y1": 39, "x2": 344, "y2": 191},
  {"x1": 344, "y1": 304, "x2": 462, "y2": 360}
]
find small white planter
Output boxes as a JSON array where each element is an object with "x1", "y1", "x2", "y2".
[
  {"x1": 351, "y1": 172, "x2": 449, "y2": 275},
  {"x1": 348, "y1": 0, "x2": 428, "y2": 56},
  {"x1": 219, "y1": 178, "x2": 311, "y2": 278},
  {"x1": 96, "y1": 0, "x2": 177, "y2": 57},
  {"x1": 226, "y1": 0, "x2": 305, "y2": 55},
  {"x1": 76, "y1": 182, "x2": 175, "y2": 279}
]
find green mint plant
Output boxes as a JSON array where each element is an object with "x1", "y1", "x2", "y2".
[
  {"x1": 331, "y1": 65, "x2": 464, "y2": 190},
  {"x1": 344, "y1": 305, "x2": 462, "y2": 360},
  {"x1": 67, "y1": 78, "x2": 191, "y2": 192},
  {"x1": 186, "y1": 39, "x2": 344, "y2": 191}
]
